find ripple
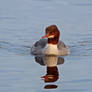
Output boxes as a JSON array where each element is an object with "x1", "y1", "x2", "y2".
[
  {"x1": 70, "y1": 38, "x2": 92, "y2": 57},
  {"x1": 64, "y1": 79, "x2": 92, "y2": 83},
  {"x1": 0, "y1": 16, "x2": 16, "y2": 19},
  {"x1": 0, "y1": 84, "x2": 11, "y2": 87},
  {"x1": 61, "y1": 89, "x2": 88, "y2": 92},
  {"x1": 74, "y1": 3, "x2": 92, "y2": 6},
  {"x1": 78, "y1": 40, "x2": 92, "y2": 44},
  {"x1": 0, "y1": 41, "x2": 30, "y2": 55}
]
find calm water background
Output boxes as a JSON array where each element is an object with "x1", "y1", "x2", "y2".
[{"x1": 0, "y1": 0, "x2": 92, "y2": 92}]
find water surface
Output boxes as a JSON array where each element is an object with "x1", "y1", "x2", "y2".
[{"x1": 0, "y1": 0, "x2": 92, "y2": 92}]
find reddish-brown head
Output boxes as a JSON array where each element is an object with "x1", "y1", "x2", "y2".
[
  {"x1": 42, "y1": 25, "x2": 60, "y2": 44},
  {"x1": 41, "y1": 66, "x2": 59, "y2": 83}
]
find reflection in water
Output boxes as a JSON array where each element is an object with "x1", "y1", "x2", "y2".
[
  {"x1": 44, "y1": 84, "x2": 58, "y2": 89},
  {"x1": 34, "y1": 55, "x2": 64, "y2": 89},
  {"x1": 41, "y1": 66, "x2": 59, "y2": 82},
  {"x1": 35, "y1": 56, "x2": 64, "y2": 66}
]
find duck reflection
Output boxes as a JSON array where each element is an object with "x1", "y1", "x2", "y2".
[
  {"x1": 41, "y1": 66, "x2": 59, "y2": 82},
  {"x1": 44, "y1": 84, "x2": 58, "y2": 89},
  {"x1": 35, "y1": 55, "x2": 64, "y2": 67},
  {"x1": 35, "y1": 55, "x2": 64, "y2": 89}
]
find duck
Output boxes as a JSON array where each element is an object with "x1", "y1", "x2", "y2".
[{"x1": 31, "y1": 25, "x2": 70, "y2": 56}]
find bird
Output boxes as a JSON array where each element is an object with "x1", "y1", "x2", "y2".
[{"x1": 31, "y1": 25, "x2": 70, "y2": 56}]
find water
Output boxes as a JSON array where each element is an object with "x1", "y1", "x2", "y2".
[{"x1": 0, "y1": 0, "x2": 92, "y2": 91}]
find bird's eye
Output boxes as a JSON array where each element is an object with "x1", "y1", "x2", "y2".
[
  {"x1": 50, "y1": 32, "x2": 53, "y2": 34},
  {"x1": 50, "y1": 31, "x2": 54, "y2": 34}
]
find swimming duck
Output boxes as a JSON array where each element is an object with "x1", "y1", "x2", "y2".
[{"x1": 31, "y1": 25, "x2": 70, "y2": 56}]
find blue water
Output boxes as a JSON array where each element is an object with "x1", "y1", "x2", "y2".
[{"x1": 0, "y1": 0, "x2": 92, "y2": 92}]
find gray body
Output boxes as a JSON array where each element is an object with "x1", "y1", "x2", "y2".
[{"x1": 31, "y1": 39, "x2": 70, "y2": 56}]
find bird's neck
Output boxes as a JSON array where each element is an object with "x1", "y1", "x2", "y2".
[{"x1": 48, "y1": 37, "x2": 59, "y2": 45}]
